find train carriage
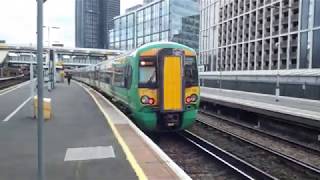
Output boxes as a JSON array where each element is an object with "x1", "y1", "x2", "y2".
[{"x1": 74, "y1": 42, "x2": 200, "y2": 132}]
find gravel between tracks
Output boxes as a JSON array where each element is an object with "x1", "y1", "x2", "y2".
[
  {"x1": 197, "y1": 113, "x2": 320, "y2": 169},
  {"x1": 156, "y1": 134, "x2": 242, "y2": 180},
  {"x1": 190, "y1": 120, "x2": 320, "y2": 179}
]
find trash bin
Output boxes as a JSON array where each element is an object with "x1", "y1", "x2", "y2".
[{"x1": 33, "y1": 96, "x2": 52, "y2": 120}]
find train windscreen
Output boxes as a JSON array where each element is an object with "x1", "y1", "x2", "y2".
[
  {"x1": 184, "y1": 56, "x2": 199, "y2": 87},
  {"x1": 139, "y1": 58, "x2": 157, "y2": 88}
]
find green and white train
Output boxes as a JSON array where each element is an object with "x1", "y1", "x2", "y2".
[{"x1": 73, "y1": 42, "x2": 200, "y2": 132}]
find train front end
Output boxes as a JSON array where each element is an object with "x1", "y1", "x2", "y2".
[{"x1": 132, "y1": 42, "x2": 199, "y2": 132}]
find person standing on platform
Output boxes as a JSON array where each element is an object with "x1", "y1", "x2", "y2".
[{"x1": 67, "y1": 73, "x2": 72, "y2": 85}]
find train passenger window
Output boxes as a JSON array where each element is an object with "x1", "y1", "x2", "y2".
[
  {"x1": 139, "y1": 58, "x2": 157, "y2": 88},
  {"x1": 113, "y1": 66, "x2": 125, "y2": 88},
  {"x1": 105, "y1": 72, "x2": 112, "y2": 84},
  {"x1": 100, "y1": 71, "x2": 112, "y2": 84},
  {"x1": 125, "y1": 65, "x2": 132, "y2": 89},
  {"x1": 184, "y1": 56, "x2": 199, "y2": 87}
]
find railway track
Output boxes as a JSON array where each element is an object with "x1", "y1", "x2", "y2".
[
  {"x1": 178, "y1": 130, "x2": 276, "y2": 180},
  {"x1": 190, "y1": 118, "x2": 320, "y2": 179},
  {"x1": 199, "y1": 110, "x2": 320, "y2": 155},
  {"x1": 0, "y1": 76, "x2": 26, "y2": 90}
]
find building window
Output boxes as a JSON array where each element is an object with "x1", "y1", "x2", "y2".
[
  {"x1": 299, "y1": 32, "x2": 309, "y2": 68},
  {"x1": 315, "y1": 0, "x2": 320, "y2": 27},
  {"x1": 160, "y1": 1, "x2": 168, "y2": 16},
  {"x1": 121, "y1": 29, "x2": 126, "y2": 40},
  {"x1": 115, "y1": 42, "x2": 120, "y2": 49},
  {"x1": 145, "y1": 35, "x2": 151, "y2": 43},
  {"x1": 161, "y1": 31, "x2": 168, "y2": 40},
  {"x1": 152, "y1": 33, "x2": 159, "y2": 41},
  {"x1": 145, "y1": 21, "x2": 151, "y2": 35},
  {"x1": 137, "y1": 23, "x2": 143, "y2": 37},
  {"x1": 153, "y1": 18, "x2": 160, "y2": 33},
  {"x1": 301, "y1": 0, "x2": 310, "y2": 30},
  {"x1": 312, "y1": 29, "x2": 320, "y2": 68},
  {"x1": 137, "y1": 37, "x2": 143, "y2": 47},
  {"x1": 145, "y1": 7, "x2": 151, "y2": 21},
  {"x1": 161, "y1": 15, "x2": 169, "y2": 31},
  {"x1": 128, "y1": 39, "x2": 133, "y2": 50},
  {"x1": 121, "y1": 41, "x2": 126, "y2": 50}
]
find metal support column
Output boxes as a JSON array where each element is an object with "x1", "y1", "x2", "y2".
[{"x1": 36, "y1": 0, "x2": 45, "y2": 179}]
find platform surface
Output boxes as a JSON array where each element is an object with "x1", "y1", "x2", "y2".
[
  {"x1": 0, "y1": 82, "x2": 137, "y2": 180},
  {"x1": 201, "y1": 87, "x2": 320, "y2": 123},
  {"x1": 84, "y1": 83, "x2": 185, "y2": 180}
]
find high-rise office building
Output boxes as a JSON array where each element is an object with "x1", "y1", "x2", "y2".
[
  {"x1": 200, "y1": 0, "x2": 320, "y2": 71},
  {"x1": 75, "y1": 0, "x2": 120, "y2": 48},
  {"x1": 199, "y1": 0, "x2": 320, "y2": 99},
  {"x1": 109, "y1": 0, "x2": 200, "y2": 51}
]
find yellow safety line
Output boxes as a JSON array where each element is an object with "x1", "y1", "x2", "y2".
[{"x1": 77, "y1": 82, "x2": 148, "y2": 180}]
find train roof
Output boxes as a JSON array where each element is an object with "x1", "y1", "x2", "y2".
[
  {"x1": 73, "y1": 42, "x2": 196, "y2": 72},
  {"x1": 130, "y1": 41, "x2": 196, "y2": 57}
]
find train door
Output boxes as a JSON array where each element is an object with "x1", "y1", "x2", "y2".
[{"x1": 162, "y1": 55, "x2": 183, "y2": 111}]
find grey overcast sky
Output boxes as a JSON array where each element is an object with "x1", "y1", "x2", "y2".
[{"x1": 0, "y1": 0, "x2": 142, "y2": 47}]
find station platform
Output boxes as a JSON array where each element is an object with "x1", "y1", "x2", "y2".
[
  {"x1": 200, "y1": 87, "x2": 320, "y2": 128},
  {"x1": 0, "y1": 81, "x2": 189, "y2": 180}
]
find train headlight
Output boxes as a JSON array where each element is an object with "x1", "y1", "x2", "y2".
[
  {"x1": 185, "y1": 96, "x2": 192, "y2": 103},
  {"x1": 141, "y1": 96, "x2": 150, "y2": 104},
  {"x1": 140, "y1": 61, "x2": 146, "y2": 66},
  {"x1": 148, "y1": 98, "x2": 155, "y2": 105},
  {"x1": 190, "y1": 94, "x2": 198, "y2": 102}
]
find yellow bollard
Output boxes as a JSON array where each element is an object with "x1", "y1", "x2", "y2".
[{"x1": 33, "y1": 96, "x2": 52, "y2": 120}]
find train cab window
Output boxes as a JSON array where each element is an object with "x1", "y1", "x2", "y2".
[
  {"x1": 139, "y1": 57, "x2": 157, "y2": 88},
  {"x1": 184, "y1": 56, "x2": 199, "y2": 87}
]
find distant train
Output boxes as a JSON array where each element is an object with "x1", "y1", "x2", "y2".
[{"x1": 73, "y1": 42, "x2": 200, "y2": 132}]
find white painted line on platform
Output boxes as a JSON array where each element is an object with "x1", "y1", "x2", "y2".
[
  {"x1": 64, "y1": 146, "x2": 115, "y2": 161},
  {"x1": 0, "y1": 80, "x2": 30, "y2": 96},
  {"x1": 2, "y1": 96, "x2": 32, "y2": 122}
]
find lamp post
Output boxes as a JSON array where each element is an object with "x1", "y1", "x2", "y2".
[
  {"x1": 43, "y1": 26, "x2": 60, "y2": 91},
  {"x1": 36, "y1": 0, "x2": 45, "y2": 179},
  {"x1": 268, "y1": 4, "x2": 293, "y2": 102},
  {"x1": 275, "y1": 42, "x2": 280, "y2": 102}
]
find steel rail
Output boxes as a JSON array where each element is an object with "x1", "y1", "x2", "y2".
[
  {"x1": 195, "y1": 118, "x2": 320, "y2": 176},
  {"x1": 199, "y1": 110, "x2": 320, "y2": 155},
  {"x1": 179, "y1": 130, "x2": 277, "y2": 180}
]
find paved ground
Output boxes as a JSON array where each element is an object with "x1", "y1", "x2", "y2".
[
  {"x1": 201, "y1": 87, "x2": 320, "y2": 123},
  {"x1": 0, "y1": 82, "x2": 137, "y2": 180},
  {"x1": 0, "y1": 82, "x2": 31, "y2": 120},
  {"x1": 201, "y1": 87, "x2": 320, "y2": 113}
]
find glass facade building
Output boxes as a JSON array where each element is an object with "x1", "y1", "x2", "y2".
[
  {"x1": 75, "y1": 0, "x2": 120, "y2": 49},
  {"x1": 109, "y1": 0, "x2": 199, "y2": 51},
  {"x1": 199, "y1": 0, "x2": 320, "y2": 72}
]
